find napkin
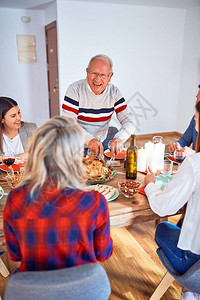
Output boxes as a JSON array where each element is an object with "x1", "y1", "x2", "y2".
[
  {"x1": 139, "y1": 175, "x2": 173, "y2": 195},
  {"x1": 155, "y1": 175, "x2": 173, "y2": 191}
]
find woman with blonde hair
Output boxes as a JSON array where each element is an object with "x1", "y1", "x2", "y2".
[{"x1": 3, "y1": 116, "x2": 113, "y2": 272}]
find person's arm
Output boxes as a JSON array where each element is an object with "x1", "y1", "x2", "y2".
[
  {"x1": 177, "y1": 116, "x2": 195, "y2": 148},
  {"x1": 93, "y1": 194, "x2": 113, "y2": 261},
  {"x1": 3, "y1": 193, "x2": 22, "y2": 261},
  {"x1": 144, "y1": 158, "x2": 195, "y2": 217},
  {"x1": 114, "y1": 98, "x2": 136, "y2": 143}
]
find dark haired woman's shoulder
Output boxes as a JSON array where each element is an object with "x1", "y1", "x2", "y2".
[{"x1": 21, "y1": 121, "x2": 37, "y2": 130}]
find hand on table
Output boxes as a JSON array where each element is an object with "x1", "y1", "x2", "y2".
[
  {"x1": 88, "y1": 139, "x2": 104, "y2": 156},
  {"x1": 109, "y1": 138, "x2": 123, "y2": 156},
  {"x1": 145, "y1": 168, "x2": 156, "y2": 186}
]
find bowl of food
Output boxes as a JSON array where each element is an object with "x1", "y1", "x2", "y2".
[
  {"x1": 118, "y1": 180, "x2": 142, "y2": 198},
  {"x1": 5, "y1": 167, "x2": 25, "y2": 189}
]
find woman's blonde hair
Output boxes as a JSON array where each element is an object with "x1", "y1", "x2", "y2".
[{"x1": 20, "y1": 116, "x2": 87, "y2": 195}]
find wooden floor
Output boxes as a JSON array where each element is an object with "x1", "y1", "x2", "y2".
[
  {"x1": 101, "y1": 216, "x2": 182, "y2": 300},
  {"x1": 0, "y1": 132, "x2": 185, "y2": 299}
]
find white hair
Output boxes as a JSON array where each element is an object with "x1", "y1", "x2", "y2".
[{"x1": 88, "y1": 54, "x2": 113, "y2": 72}]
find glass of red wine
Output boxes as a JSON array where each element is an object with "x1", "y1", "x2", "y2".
[
  {"x1": 174, "y1": 149, "x2": 186, "y2": 168},
  {"x1": 2, "y1": 153, "x2": 15, "y2": 171}
]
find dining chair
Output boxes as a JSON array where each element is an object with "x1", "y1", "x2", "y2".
[
  {"x1": 4, "y1": 262, "x2": 111, "y2": 300},
  {"x1": 149, "y1": 248, "x2": 200, "y2": 300}
]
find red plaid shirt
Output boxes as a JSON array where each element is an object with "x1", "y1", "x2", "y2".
[{"x1": 3, "y1": 181, "x2": 113, "y2": 272}]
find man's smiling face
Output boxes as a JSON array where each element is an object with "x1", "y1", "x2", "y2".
[{"x1": 86, "y1": 59, "x2": 113, "y2": 95}]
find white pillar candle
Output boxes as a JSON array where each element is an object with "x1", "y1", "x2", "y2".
[
  {"x1": 148, "y1": 149, "x2": 158, "y2": 173},
  {"x1": 145, "y1": 141, "x2": 154, "y2": 171},
  {"x1": 137, "y1": 148, "x2": 147, "y2": 172},
  {"x1": 154, "y1": 142, "x2": 165, "y2": 170}
]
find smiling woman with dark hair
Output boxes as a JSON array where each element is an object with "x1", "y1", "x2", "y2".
[{"x1": 0, "y1": 97, "x2": 37, "y2": 162}]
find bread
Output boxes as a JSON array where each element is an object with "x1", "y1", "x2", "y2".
[{"x1": 93, "y1": 184, "x2": 116, "y2": 200}]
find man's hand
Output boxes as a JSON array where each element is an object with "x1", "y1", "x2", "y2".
[
  {"x1": 109, "y1": 138, "x2": 123, "y2": 156},
  {"x1": 145, "y1": 168, "x2": 156, "y2": 186},
  {"x1": 169, "y1": 142, "x2": 180, "y2": 154},
  {"x1": 88, "y1": 139, "x2": 104, "y2": 156}
]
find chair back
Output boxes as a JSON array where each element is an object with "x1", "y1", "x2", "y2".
[
  {"x1": 157, "y1": 248, "x2": 200, "y2": 294},
  {"x1": 4, "y1": 263, "x2": 111, "y2": 300}
]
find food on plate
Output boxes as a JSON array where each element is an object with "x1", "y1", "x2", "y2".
[
  {"x1": 83, "y1": 156, "x2": 115, "y2": 182},
  {"x1": 83, "y1": 156, "x2": 108, "y2": 178},
  {"x1": 118, "y1": 180, "x2": 142, "y2": 198},
  {"x1": 94, "y1": 184, "x2": 116, "y2": 200},
  {"x1": 105, "y1": 149, "x2": 126, "y2": 160}
]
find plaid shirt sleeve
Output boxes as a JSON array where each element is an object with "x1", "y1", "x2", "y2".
[
  {"x1": 3, "y1": 193, "x2": 22, "y2": 261},
  {"x1": 93, "y1": 194, "x2": 113, "y2": 261}
]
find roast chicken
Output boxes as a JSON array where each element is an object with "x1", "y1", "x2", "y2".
[{"x1": 83, "y1": 156, "x2": 109, "y2": 179}]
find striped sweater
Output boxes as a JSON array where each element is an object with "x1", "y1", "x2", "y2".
[{"x1": 62, "y1": 79, "x2": 135, "y2": 143}]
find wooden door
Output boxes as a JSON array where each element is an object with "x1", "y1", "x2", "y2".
[{"x1": 45, "y1": 21, "x2": 60, "y2": 117}]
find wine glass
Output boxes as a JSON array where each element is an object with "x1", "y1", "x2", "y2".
[
  {"x1": 152, "y1": 136, "x2": 163, "y2": 144},
  {"x1": 107, "y1": 140, "x2": 117, "y2": 165},
  {"x1": 174, "y1": 149, "x2": 186, "y2": 168},
  {"x1": 2, "y1": 152, "x2": 15, "y2": 171}
]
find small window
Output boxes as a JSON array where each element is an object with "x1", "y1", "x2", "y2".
[{"x1": 17, "y1": 35, "x2": 36, "y2": 63}]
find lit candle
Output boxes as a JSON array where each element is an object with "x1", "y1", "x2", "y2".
[
  {"x1": 148, "y1": 149, "x2": 158, "y2": 173},
  {"x1": 145, "y1": 141, "x2": 154, "y2": 171},
  {"x1": 154, "y1": 142, "x2": 165, "y2": 170},
  {"x1": 137, "y1": 148, "x2": 147, "y2": 172}
]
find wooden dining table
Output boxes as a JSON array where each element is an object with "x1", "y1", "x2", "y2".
[
  {"x1": 101, "y1": 161, "x2": 184, "y2": 228},
  {"x1": 0, "y1": 161, "x2": 184, "y2": 247}
]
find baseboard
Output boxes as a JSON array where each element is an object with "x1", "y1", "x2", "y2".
[{"x1": 136, "y1": 131, "x2": 182, "y2": 139}]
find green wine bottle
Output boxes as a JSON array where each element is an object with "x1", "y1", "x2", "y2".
[{"x1": 126, "y1": 135, "x2": 137, "y2": 180}]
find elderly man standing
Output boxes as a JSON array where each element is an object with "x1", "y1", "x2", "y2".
[{"x1": 62, "y1": 54, "x2": 136, "y2": 156}]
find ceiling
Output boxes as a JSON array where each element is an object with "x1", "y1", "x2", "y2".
[{"x1": 0, "y1": 0, "x2": 200, "y2": 10}]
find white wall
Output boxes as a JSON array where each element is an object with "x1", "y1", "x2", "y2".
[
  {"x1": 57, "y1": 0, "x2": 186, "y2": 134},
  {"x1": 45, "y1": 1, "x2": 57, "y2": 25},
  {"x1": 1, "y1": 2, "x2": 199, "y2": 135},
  {"x1": 0, "y1": 8, "x2": 49, "y2": 126},
  {"x1": 177, "y1": 7, "x2": 200, "y2": 133}
]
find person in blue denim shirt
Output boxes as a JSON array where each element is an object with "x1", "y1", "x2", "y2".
[{"x1": 169, "y1": 85, "x2": 200, "y2": 154}]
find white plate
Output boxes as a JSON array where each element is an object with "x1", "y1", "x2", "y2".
[
  {"x1": 0, "y1": 186, "x2": 5, "y2": 200},
  {"x1": 104, "y1": 148, "x2": 127, "y2": 160},
  {"x1": 167, "y1": 156, "x2": 179, "y2": 165},
  {"x1": 88, "y1": 184, "x2": 119, "y2": 202},
  {"x1": 87, "y1": 168, "x2": 116, "y2": 185}
]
